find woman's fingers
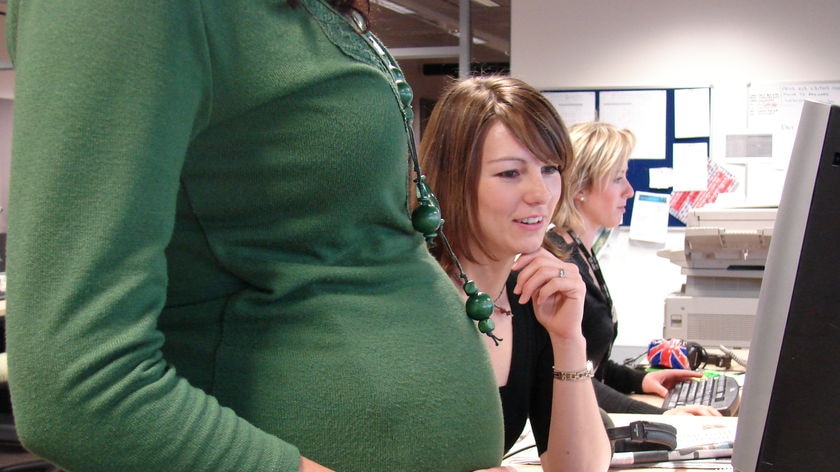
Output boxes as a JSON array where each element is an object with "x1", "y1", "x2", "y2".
[{"x1": 513, "y1": 250, "x2": 580, "y2": 305}]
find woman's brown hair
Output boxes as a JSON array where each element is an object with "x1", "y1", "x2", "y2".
[{"x1": 419, "y1": 76, "x2": 573, "y2": 274}]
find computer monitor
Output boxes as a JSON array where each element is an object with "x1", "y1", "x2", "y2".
[{"x1": 731, "y1": 100, "x2": 840, "y2": 471}]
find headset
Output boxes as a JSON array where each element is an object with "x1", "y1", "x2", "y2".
[
  {"x1": 687, "y1": 341, "x2": 732, "y2": 370},
  {"x1": 608, "y1": 420, "x2": 678, "y2": 453}
]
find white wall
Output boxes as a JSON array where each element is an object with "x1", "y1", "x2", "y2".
[
  {"x1": 511, "y1": 0, "x2": 840, "y2": 349},
  {"x1": 511, "y1": 1, "x2": 840, "y2": 88}
]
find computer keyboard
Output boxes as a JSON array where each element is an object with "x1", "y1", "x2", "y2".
[{"x1": 662, "y1": 375, "x2": 741, "y2": 416}]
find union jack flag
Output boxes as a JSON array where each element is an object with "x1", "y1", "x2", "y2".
[{"x1": 647, "y1": 338, "x2": 690, "y2": 369}]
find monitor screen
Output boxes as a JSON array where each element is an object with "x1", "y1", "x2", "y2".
[{"x1": 731, "y1": 100, "x2": 840, "y2": 471}]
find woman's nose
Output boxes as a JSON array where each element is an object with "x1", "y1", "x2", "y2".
[
  {"x1": 524, "y1": 175, "x2": 553, "y2": 204},
  {"x1": 624, "y1": 181, "x2": 635, "y2": 199}
]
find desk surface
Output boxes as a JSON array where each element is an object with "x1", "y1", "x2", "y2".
[
  {"x1": 502, "y1": 398, "x2": 739, "y2": 472},
  {"x1": 509, "y1": 465, "x2": 731, "y2": 472}
]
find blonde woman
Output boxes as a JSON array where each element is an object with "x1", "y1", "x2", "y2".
[{"x1": 549, "y1": 122, "x2": 718, "y2": 416}]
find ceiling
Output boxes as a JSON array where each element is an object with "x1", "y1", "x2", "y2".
[
  {"x1": 367, "y1": 0, "x2": 511, "y2": 64},
  {"x1": 0, "y1": 0, "x2": 511, "y2": 70}
]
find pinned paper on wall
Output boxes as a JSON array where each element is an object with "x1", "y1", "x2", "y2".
[
  {"x1": 648, "y1": 167, "x2": 673, "y2": 189},
  {"x1": 747, "y1": 80, "x2": 840, "y2": 166},
  {"x1": 674, "y1": 87, "x2": 711, "y2": 138},
  {"x1": 672, "y1": 142, "x2": 709, "y2": 191},
  {"x1": 628, "y1": 191, "x2": 670, "y2": 244},
  {"x1": 542, "y1": 91, "x2": 597, "y2": 127},
  {"x1": 600, "y1": 90, "x2": 667, "y2": 160},
  {"x1": 745, "y1": 162, "x2": 786, "y2": 206}
]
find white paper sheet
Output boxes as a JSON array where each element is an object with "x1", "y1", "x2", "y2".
[
  {"x1": 600, "y1": 90, "x2": 667, "y2": 160},
  {"x1": 542, "y1": 90, "x2": 597, "y2": 127},
  {"x1": 675, "y1": 88, "x2": 711, "y2": 138},
  {"x1": 629, "y1": 191, "x2": 670, "y2": 243},
  {"x1": 672, "y1": 142, "x2": 709, "y2": 191}
]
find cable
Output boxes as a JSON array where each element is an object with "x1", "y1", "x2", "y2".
[
  {"x1": 719, "y1": 345, "x2": 748, "y2": 368},
  {"x1": 622, "y1": 348, "x2": 648, "y2": 367}
]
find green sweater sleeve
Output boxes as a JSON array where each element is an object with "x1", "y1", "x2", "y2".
[{"x1": 6, "y1": 1, "x2": 299, "y2": 470}]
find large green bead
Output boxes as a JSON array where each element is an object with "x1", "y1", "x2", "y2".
[
  {"x1": 478, "y1": 318, "x2": 496, "y2": 334},
  {"x1": 465, "y1": 292, "x2": 493, "y2": 321},
  {"x1": 411, "y1": 203, "x2": 442, "y2": 235}
]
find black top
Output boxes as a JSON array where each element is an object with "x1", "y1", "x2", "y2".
[
  {"x1": 499, "y1": 272, "x2": 555, "y2": 455},
  {"x1": 547, "y1": 232, "x2": 664, "y2": 414}
]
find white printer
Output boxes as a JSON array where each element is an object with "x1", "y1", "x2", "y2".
[{"x1": 658, "y1": 207, "x2": 776, "y2": 348}]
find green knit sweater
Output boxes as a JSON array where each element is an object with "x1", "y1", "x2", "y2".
[{"x1": 5, "y1": 1, "x2": 503, "y2": 470}]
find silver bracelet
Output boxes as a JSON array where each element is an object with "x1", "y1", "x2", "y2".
[{"x1": 552, "y1": 360, "x2": 594, "y2": 381}]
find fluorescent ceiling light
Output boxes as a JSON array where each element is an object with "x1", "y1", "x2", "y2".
[
  {"x1": 472, "y1": 0, "x2": 500, "y2": 7},
  {"x1": 449, "y1": 30, "x2": 488, "y2": 45},
  {"x1": 372, "y1": 0, "x2": 415, "y2": 15}
]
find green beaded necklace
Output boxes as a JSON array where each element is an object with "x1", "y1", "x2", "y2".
[{"x1": 345, "y1": 8, "x2": 502, "y2": 345}]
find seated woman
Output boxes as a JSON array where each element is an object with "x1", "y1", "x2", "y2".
[
  {"x1": 549, "y1": 121, "x2": 719, "y2": 415},
  {"x1": 419, "y1": 76, "x2": 612, "y2": 471}
]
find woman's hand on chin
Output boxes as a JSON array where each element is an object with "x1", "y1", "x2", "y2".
[{"x1": 511, "y1": 248, "x2": 586, "y2": 340}]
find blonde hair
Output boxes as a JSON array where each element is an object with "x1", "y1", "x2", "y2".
[
  {"x1": 419, "y1": 76, "x2": 572, "y2": 274},
  {"x1": 554, "y1": 121, "x2": 636, "y2": 233}
]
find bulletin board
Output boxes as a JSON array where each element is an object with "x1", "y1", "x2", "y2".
[{"x1": 542, "y1": 87, "x2": 715, "y2": 228}]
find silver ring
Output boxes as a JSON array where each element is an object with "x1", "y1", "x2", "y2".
[{"x1": 558, "y1": 267, "x2": 566, "y2": 278}]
